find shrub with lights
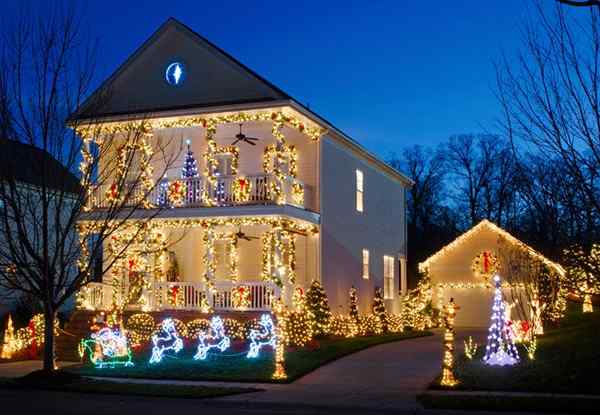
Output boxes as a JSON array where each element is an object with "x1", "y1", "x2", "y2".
[
  {"x1": 126, "y1": 313, "x2": 155, "y2": 346},
  {"x1": 186, "y1": 318, "x2": 211, "y2": 340},
  {"x1": 349, "y1": 286, "x2": 359, "y2": 323},
  {"x1": 372, "y1": 287, "x2": 388, "y2": 333},
  {"x1": 285, "y1": 287, "x2": 314, "y2": 346},
  {"x1": 306, "y1": 280, "x2": 332, "y2": 336}
]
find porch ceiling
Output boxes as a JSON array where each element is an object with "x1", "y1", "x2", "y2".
[{"x1": 79, "y1": 204, "x2": 320, "y2": 225}]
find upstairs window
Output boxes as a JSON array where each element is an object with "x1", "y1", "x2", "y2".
[
  {"x1": 383, "y1": 255, "x2": 395, "y2": 300},
  {"x1": 356, "y1": 169, "x2": 364, "y2": 212},
  {"x1": 362, "y1": 249, "x2": 370, "y2": 279}
]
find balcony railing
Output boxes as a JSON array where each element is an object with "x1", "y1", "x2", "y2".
[
  {"x1": 77, "y1": 280, "x2": 280, "y2": 312},
  {"x1": 90, "y1": 174, "x2": 309, "y2": 210}
]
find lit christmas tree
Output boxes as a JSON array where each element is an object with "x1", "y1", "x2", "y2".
[
  {"x1": 181, "y1": 139, "x2": 199, "y2": 179},
  {"x1": 306, "y1": 280, "x2": 332, "y2": 336},
  {"x1": 349, "y1": 286, "x2": 359, "y2": 322},
  {"x1": 372, "y1": 287, "x2": 388, "y2": 332},
  {"x1": 156, "y1": 176, "x2": 169, "y2": 207},
  {"x1": 482, "y1": 275, "x2": 520, "y2": 366},
  {"x1": 1, "y1": 314, "x2": 16, "y2": 359}
]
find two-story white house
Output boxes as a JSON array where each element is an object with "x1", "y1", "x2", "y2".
[{"x1": 72, "y1": 18, "x2": 411, "y2": 317}]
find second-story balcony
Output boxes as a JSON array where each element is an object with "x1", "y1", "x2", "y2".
[{"x1": 90, "y1": 174, "x2": 311, "y2": 211}]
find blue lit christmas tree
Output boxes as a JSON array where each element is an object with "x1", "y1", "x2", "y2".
[
  {"x1": 156, "y1": 176, "x2": 169, "y2": 207},
  {"x1": 482, "y1": 275, "x2": 520, "y2": 366},
  {"x1": 181, "y1": 139, "x2": 199, "y2": 179}
]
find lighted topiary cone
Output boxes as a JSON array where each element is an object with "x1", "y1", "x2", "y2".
[{"x1": 306, "y1": 280, "x2": 331, "y2": 336}]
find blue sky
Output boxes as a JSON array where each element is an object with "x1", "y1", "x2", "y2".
[{"x1": 4, "y1": 0, "x2": 555, "y2": 158}]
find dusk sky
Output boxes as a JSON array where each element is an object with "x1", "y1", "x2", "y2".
[{"x1": 4, "y1": 1, "x2": 559, "y2": 158}]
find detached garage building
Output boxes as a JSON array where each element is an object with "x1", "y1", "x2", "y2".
[{"x1": 418, "y1": 220, "x2": 565, "y2": 327}]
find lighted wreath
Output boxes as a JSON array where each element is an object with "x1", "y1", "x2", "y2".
[
  {"x1": 231, "y1": 285, "x2": 251, "y2": 309},
  {"x1": 232, "y1": 177, "x2": 252, "y2": 202},
  {"x1": 471, "y1": 251, "x2": 499, "y2": 280},
  {"x1": 105, "y1": 182, "x2": 121, "y2": 204},
  {"x1": 168, "y1": 180, "x2": 186, "y2": 206}
]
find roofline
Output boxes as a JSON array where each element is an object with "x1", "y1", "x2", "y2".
[
  {"x1": 68, "y1": 17, "x2": 291, "y2": 122},
  {"x1": 418, "y1": 219, "x2": 566, "y2": 276},
  {"x1": 69, "y1": 17, "x2": 412, "y2": 186}
]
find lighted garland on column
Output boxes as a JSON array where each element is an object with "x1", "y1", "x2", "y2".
[
  {"x1": 202, "y1": 224, "x2": 216, "y2": 292},
  {"x1": 272, "y1": 300, "x2": 288, "y2": 380}
]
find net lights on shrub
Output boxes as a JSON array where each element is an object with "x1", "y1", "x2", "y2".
[
  {"x1": 78, "y1": 327, "x2": 134, "y2": 369},
  {"x1": 194, "y1": 316, "x2": 231, "y2": 360},
  {"x1": 482, "y1": 275, "x2": 520, "y2": 366},
  {"x1": 149, "y1": 318, "x2": 184, "y2": 364}
]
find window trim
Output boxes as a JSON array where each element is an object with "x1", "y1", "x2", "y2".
[
  {"x1": 383, "y1": 255, "x2": 395, "y2": 300},
  {"x1": 356, "y1": 169, "x2": 364, "y2": 212},
  {"x1": 362, "y1": 249, "x2": 370, "y2": 279}
]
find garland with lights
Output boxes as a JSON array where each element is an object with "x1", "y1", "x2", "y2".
[{"x1": 231, "y1": 285, "x2": 251, "y2": 309}]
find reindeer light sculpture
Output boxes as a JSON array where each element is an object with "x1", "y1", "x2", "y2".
[
  {"x1": 247, "y1": 314, "x2": 277, "y2": 359},
  {"x1": 149, "y1": 318, "x2": 184, "y2": 364},
  {"x1": 194, "y1": 316, "x2": 231, "y2": 360}
]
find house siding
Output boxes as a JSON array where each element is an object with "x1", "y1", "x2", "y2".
[{"x1": 320, "y1": 136, "x2": 406, "y2": 314}]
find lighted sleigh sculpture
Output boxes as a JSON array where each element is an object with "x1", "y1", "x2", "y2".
[
  {"x1": 194, "y1": 316, "x2": 231, "y2": 360},
  {"x1": 247, "y1": 314, "x2": 277, "y2": 358},
  {"x1": 78, "y1": 327, "x2": 134, "y2": 369},
  {"x1": 149, "y1": 318, "x2": 184, "y2": 364}
]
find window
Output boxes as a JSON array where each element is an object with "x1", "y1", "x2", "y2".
[
  {"x1": 383, "y1": 255, "x2": 395, "y2": 300},
  {"x1": 215, "y1": 154, "x2": 234, "y2": 176},
  {"x1": 362, "y1": 249, "x2": 370, "y2": 279},
  {"x1": 356, "y1": 169, "x2": 364, "y2": 212},
  {"x1": 215, "y1": 240, "x2": 226, "y2": 266}
]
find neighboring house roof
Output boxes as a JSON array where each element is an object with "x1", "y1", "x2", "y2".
[
  {"x1": 418, "y1": 219, "x2": 566, "y2": 276},
  {"x1": 70, "y1": 18, "x2": 413, "y2": 186},
  {"x1": 0, "y1": 139, "x2": 81, "y2": 194}
]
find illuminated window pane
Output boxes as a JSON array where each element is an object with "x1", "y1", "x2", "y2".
[
  {"x1": 356, "y1": 170, "x2": 364, "y2": 212},
  {"x1": 362, "y1": 249, "x2": 369, "y2": 279},
  {"x1": 384, "y1": 256, "x2": 395, "y2": 300}
]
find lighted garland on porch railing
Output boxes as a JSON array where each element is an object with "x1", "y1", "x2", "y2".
[{"x1": 202, "y1": 224, "x2": 216, "y2": 292}]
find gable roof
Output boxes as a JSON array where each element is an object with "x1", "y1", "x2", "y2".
[
  {"x1": 418, "y1": 219, "x2": 565, "y2": 276},
  {"x1": 0, "y1": 139, "x2": 81, "y2": 194},
  {"x1": 71, "y1": 18, "x2": 413, "y2": 187},
  {"x1": 72, "y1": 18, "x2": 292, "y2": 120}
]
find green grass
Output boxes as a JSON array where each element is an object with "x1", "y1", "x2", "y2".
[
  {"x1": 0, "y1": 376, "x2": 257, "y2": 399},
  {"x1": 69, "y1": 331, "x2": 431, "y2": 383},
  {"x1": 433, "y1": 303, "x2": 600, "y2": 395}
]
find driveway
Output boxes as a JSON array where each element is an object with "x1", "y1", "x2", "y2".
[
  {"x1": 214, "y1": 328, "x2": 487, "y2": 411},
  {"x1": 0, "y1": 329, "x2": 489, "y2": 412}
]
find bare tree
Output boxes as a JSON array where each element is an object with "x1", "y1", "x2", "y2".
[
  {"x1": 496, "y1": 3, "x2": 600, "y2": 232},
  {"x1": 0, "y1": 4, "x2": 180, "y2": 372},
  {"x1": 557, "y1": 0, "x2": 600, "y2": 8}
]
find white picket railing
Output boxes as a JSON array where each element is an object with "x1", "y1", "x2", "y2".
[
  {"x1": 90, "y1": 174, "x2": 308, "y2": 209},
  {"x1": 78, "y1": 280, "x2": 279, "y2": 312}
]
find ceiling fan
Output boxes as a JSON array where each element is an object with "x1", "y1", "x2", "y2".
[
  {"x1": 235, "y1": 226, "x2": 259, "y2": 242},
  {"x1": 231, "y1": 124, "x2": 259, "y2": 146}
]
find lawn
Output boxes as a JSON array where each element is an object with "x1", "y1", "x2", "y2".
[
  {"x1": 69, "y1": 331, "x2": 431, "y2": 383},
  {"x1": 434, "y1": 303, "x2": 600, "y2": 395},
  {"x1": 0, "y1": 374, "x2": 256, "y2": 399}
]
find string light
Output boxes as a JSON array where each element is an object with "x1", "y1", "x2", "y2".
[
  {"x1": 194, "y1": 316, "x2": 231, "y2": 360},
  {"x1": 482, "y1": 275, "x2": 520, "y2": 366},
  {"x1": 440, "y1": 299, "x2": 459, "y2": 387},
  {"x1": 125, "y1": 313, "x2": 156, "y2": 346},
  {"x1": 284, "y1": 287, "x2": 314, "y2": 346},
  {"x1": 1, "y1": 315, "x2": 16, "y2": 359},
  {"x1": 272, "y1": 302, "x2": 288, "y2": 380},
  {"x1": 246, "y1": 314, "x2": 277, "y2": 359},
  {"x1": 463, "y1": 336, "x2": 478, "y2": 360},
  {"x1": 306, "y1": 280, "x2": 331, "y2": 336},
  {"x1": 149, "y1": 318, "x2": 184, "y2": 364},
  {"x1": 78, "y1": 327, "x2": 134, "y2": 369}
]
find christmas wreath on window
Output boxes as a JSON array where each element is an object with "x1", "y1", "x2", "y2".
[
  {"x1": 231, "y1": 285, "x2": 251, "y2": 309},
  {"x1": 168, "y1": 180, "x2": 186, "y2": 206},
  {"x1": 471, "y1": 251, "x2": 499, "y2": 280}
]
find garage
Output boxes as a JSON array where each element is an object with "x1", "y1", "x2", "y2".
[{"x1": 418, "y1": 220, "x2": 565, "y2": 327}]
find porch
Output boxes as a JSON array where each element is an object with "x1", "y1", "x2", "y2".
[
  {"x1": 90, "y1": 174, "x2": 311, "y2": 210},
  {"x1": 76, "y1": 216, "x2": 319, "y2": 313},
  {"x1": 78, "y1": 280, "x2": 279, "y2": 312}
]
